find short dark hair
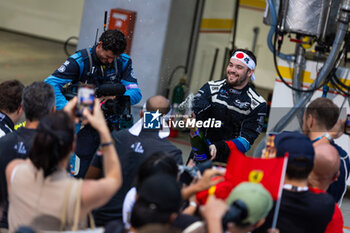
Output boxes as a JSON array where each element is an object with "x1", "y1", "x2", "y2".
[
  {"x1": 99, "y1": 29, "x2": 127, "y2": 55},
  {"x1": 0, "y1": 80, "x2": 24, "y2": 113},
  {"x1": 135, "y1": 152, "x2": 178, "y2": 192},
  {"x1": 286, "y1": 157, "x2": 313, "y2": 180},
  {"x1": 29, "y1": 111, "x2": 74, "y2": 177},
  {"x1": 232, "y1": 48, "x2": 257, "y2": 66},
  {"x1": 22, "y1": 82, "x2": 55, "y2": 121},
  {"x1": 305, "y1": 97, "x2": 339, "y2": 130}
]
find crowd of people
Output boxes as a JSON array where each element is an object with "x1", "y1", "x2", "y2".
[{"x1": 0, "y1": 28, "x2": 349, "y2": 233}]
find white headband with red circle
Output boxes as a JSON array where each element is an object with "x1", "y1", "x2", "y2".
[{"x1": 231, "y1": 51, "x2": 256, "y2": 81}]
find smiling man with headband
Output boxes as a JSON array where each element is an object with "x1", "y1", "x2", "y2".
[{"x1": 191, "y1": 49, "x2": 267, "y2": 163}]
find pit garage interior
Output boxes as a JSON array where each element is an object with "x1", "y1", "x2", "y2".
[{"x1": 1, "y1": 0, "x2": 350, "y2": 230}]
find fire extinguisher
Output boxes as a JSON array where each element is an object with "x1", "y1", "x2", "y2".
[{"x1": 172, "y1": 78, "x2": 186, "y2": 108}]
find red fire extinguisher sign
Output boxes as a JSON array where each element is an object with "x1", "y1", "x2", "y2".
[{"x1": 108, "y1": 8, "x2": 137, "y2": 54}]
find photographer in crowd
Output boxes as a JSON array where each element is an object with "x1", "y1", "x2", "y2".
[
  {"x1": 202, "y1": 182, "x2": 273, "y2": 233},
  {"x1": 6, "y1": 98, "x2": 122, "y2": 233}
]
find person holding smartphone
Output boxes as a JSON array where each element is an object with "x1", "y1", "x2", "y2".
[
  {"x1": 6, "y1": 97, "x2": 122, "y2": 232},
  {"x1": 0, "y1": 82, "x2": 56, "y2": 231},
  {"x1": 302, "y1": 97, "x2": 350, "y2": 204}
]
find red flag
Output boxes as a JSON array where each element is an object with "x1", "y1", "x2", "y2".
[
  {"x1": 195, "y1": 141, "x2": 287, "y2": 204},
  {"x1": 196, "y1": 180, "x2": 234, "y2": 205},
  {"x1": 225, "y1": 141, "x2": 287, "y2": 200}
]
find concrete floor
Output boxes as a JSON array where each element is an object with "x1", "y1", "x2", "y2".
[{"x1": 1, "y1": 29, "x2": 350, "y2": 230}]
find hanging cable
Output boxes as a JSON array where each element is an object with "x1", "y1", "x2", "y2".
[
  {"x1": 272, "y1": 30, "x2": 327, "y2": 92},
  {"x1": 165, "y1": 65, "x2": 186, "y2": 99},
  {"x1": 266, "y1": 0, "x2": 294, "y2": 61},
  {"x1": 63, "y1": 36, "x2": 78, "y2": 57},
  {"x1": 326, "y1": 37, "x2": 350, "y2": 97}
]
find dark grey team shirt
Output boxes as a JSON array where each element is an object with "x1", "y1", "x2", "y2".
[
  {"x1": 0, "y1": 127, "x2": 37, "y2": 228},
  {"x1": 91, "y1": 128, "x2": 183, "y2": 226}
]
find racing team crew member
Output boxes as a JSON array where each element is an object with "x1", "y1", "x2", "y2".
[
  {"x1": 45, "y1": 29, "x2": 141, "y2": 110},
  {"x1": 45, "y1": 29, "x2": 141, "y2": 177},
  {"x1": 192, "y1": 49, "x2": 266, "y2": 163}
]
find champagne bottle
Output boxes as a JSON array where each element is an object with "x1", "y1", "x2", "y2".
[{"x1": 189, "y1": 127, "x2": 209, "y2": 162}]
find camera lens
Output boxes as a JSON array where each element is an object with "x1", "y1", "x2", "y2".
[{"x1": 222, "y1": 199, "x2": 248, "y2": 229}]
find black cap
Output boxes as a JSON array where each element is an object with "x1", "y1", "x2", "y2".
[
  {"x1": 274, "y1": 131, "x2": 315, "y2": 168},
  {"x1": 138, "y1": 174, "x2": 182, "y2": 213}
]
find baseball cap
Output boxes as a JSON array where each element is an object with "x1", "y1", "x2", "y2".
[
  {"x1": 274, "y1": 131, "x2": 315, "y2": 167},
  {"x1": 226, "y1": 182, "x2": 273, "y2": 225},
  {"x1": 138, "y1": 173, "x2": 182, "y2": 213}
]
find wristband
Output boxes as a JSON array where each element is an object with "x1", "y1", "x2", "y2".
[
  {"x1": 100, "y1": 142, "x2": 113, "y2": 147},
  {"x1": 322, "y1": 132, "x2": 334, "y2": 143},
  {"x1": 189, "y1": 201, "x2": 197, "y2": 208}
]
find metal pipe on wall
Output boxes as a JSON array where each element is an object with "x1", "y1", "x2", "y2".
[
  {"x1": 231, "y1": 0, "x2": 240, "y2": 50},
  {"x1": 252, "y1": 27, "x2": 260, "y2": 54},
  {"x1": 209, "y1": 48, "x2": 219, "y2": 81},
  {"x1": 221, "y1": 47, "x2": 230, "y2": 78},
  {"x1": 254, "y1": 0, "x2": 350, "y2": 157},
  {"x1": 271, "y1": 0, "x2": 350, "y2": 132},
  {"x1": 292, "y1": 43, "x2": 306, "y2": 128},
  {"x1": 185, "y1": 0, "x2": 206, "y2": 95}
]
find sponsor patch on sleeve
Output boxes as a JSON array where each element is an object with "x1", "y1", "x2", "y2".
[
  {"x1": 126, "y1": 83, "x2": 138, "y2": 90},
  {"x1": 58, "y1": 65, "x2": 66, "y2": 73}
]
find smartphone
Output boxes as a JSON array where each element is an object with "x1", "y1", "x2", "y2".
[
  {"x1": 345, "y1": 114, "x2": 350, "y2": 135},
  {"x1": 76, "y1": 85, "x2": 95, "y2": 117}
]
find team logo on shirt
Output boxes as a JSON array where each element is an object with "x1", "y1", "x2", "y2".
[
  {"x1": 14, "y1": 141, "x2": 27, "y2": 154},
  {"x1": 131, "y1": 142, "x2": 144, "y2": 153},
  {"x1": 58, "y1": 65, "x2": 66, "y2": 73},
  {"x1": 58, "y1": 60, "x2": 70, "y2": 72},
  {"x1": 228, "y1": 89, "x2": 241, "y2": 94},
  {"x1": 219, "y1": 89, "x2": 229, "y2": 98},
  {"x1": 234, "y1": 99, "x2": 250, "y2": 108}
]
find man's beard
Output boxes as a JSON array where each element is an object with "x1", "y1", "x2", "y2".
[{"x1": 226, "y1": 72, "x2": 249, "y2": 87}]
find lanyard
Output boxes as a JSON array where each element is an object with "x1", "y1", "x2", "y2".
[{"x1": 283, "y1": 184, "x2": 308, "y2": 192}]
